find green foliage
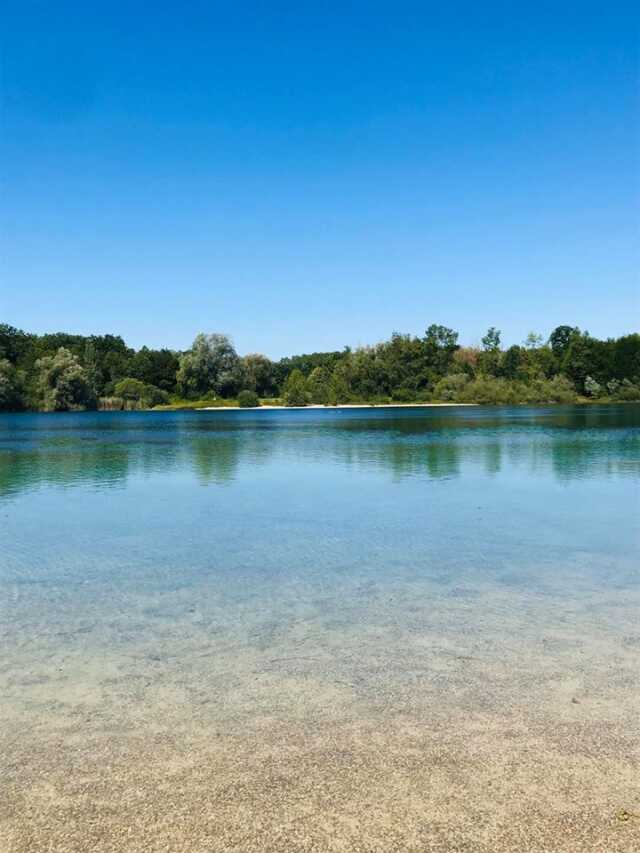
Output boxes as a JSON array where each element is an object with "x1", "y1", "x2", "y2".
[
  {"x1": 242, "y1": 354, "x2": 276, "y2": 397},
  {"x1": 584, "y1": 375, "x2": 602, "y2": 397},
  {"x1": 306, "y1": 366, "x2": 331, "y2": 404},
  {"x1": 0, "y1": 359, "x2": 25, "y2": 410},
  {"x1": 273, "y1": 350, "x2": 344, "y2": 389},
  {"x1": 549, "y1": 325, "x2": 580, "y2": 359},
  {"x1": 459, "y1": 377, "x2": 512, "y2": 404},
  {"x1": 611, "y1": 334, "x2": 640, "y2": 379},
  {"x1": 238, "y1": 389, "x2": 260, "y2": 408},
  {"x1": 479, "y1": 327, "x2": 502, "y2": 375},
  {"x1": 613, "y1": 379, "x2": 640, "y2": 401},
  {"x1": 431, "y1": 374, "x2": 578, "y2": 405},
  {"x1": 391, "y1": 387, "x2": 416, "y2": 402},
  {"x1": 130, "y1": 346, "x2": 179, "y2": 391},
  {"x1": 540, "y1": 375, "x2": 578, "y2": 403},
  {"x1": 113, "y1": 377, "x2": 169, "y2": 408},
  {"x1": 2, "y1": 321, "x2": 638, "y2": 410},
  {"x1": 282, "y1": 369, "x2": 308, "y2": 406},
  {"x1": 525, "y1": 344, "x2": 555, "y2": 379},
  {"x1": 434, "y1": 373, "x2": 469, "y2": 400},
  {"x1": 113, "y1": 378, "x2": 149, "y2": 400},
  {"x1": 0, "y1": 324, "x2": 31, "y2": 364},
  {"x1": 424, "y1": 324, "x2": 459, "y2": 375},
  {"x1": 524, "y1": 331, "x2": 544, "y2": 350},
  {"x1": 177, "y1": 333, "x2": 244, "y2": 398},
  {"x1": 500, "y1": 345, "x2": 526, "y2": 380},
  {"x1": 36, "y1": 348, "x2": 94, "y2": 411},
  {"x1": 482, "y1": 327, "x2": 501, "y2": 351},
  {"x1": 561, "y1": 333, "x2": 611, "y2": 387},
  {"x1": 328, "y1": 360, "x2": 353, "y2": 404}
]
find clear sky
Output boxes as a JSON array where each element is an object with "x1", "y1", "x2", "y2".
[{"x1": 1, "y1": 1, "x2": 637, "y2": 358}]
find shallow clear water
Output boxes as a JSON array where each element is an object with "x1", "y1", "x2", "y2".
[{"x1": 1, "y1": 405, "x2": 639, "y2": 852}]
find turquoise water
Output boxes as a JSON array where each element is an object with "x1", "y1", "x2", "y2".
[{"x1": 2, "y1": 405, "x2": 639, "y2": 852}]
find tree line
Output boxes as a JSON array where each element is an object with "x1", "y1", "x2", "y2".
[{"x1": 0, "y1": 322, "x2": 638, "y2": 411}]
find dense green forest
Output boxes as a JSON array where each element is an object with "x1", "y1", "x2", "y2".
[{"x1": 1, "y1": 322, "x2": 639, "y2": 411}]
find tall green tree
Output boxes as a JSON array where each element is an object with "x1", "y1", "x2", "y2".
[
  {"x1": 282, "y1": 369, "x2": 308, "y2": 406},
  {"x1": 306, "y1": 366, "x2": 331, "y2": 404},
  {"x1": 499, "y1": 345, "x2": 526, "y2": 380},
  {"x1": 549, "y1": 325, "x2": 580, "y2": 360},
  {"x1": 480, "y1": 327, "x2": 501, "y2": 375},
  {"x1": 242, "y1": 353, "x2": 276, "y2": 397},
  {"x1": 424, "y1": 324, "x2": 459, "y2": 376},
  {"x1": 481, "y1": 327, "x2": 501, "y2": 352}
]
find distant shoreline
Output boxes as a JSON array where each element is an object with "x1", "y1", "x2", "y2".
[{"x1": 196, "y1": 402, "x2": 478, "y2": 410}]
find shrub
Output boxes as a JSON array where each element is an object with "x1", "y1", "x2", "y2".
[
  {"x1": 113, "y1": 378, "x2": 169, "y2": 408},
  {"x1": 414, "y1": 388, "x2": 433, "y2": 402},
  {"x1": 543, "y1": 375, "x2": 578, "y2": 403},
  {"x1": 145, "y1": 386, "x2": 170, "y2": 406},
  {"x1": 459, "y1": 377, "x2": 511, "y2": 404},
  {"x1": 434, "y1": 373, "x2": 469, "y2": 401},
  {"x1": 614, "y1": 379, "x2": 640, "y2": 401},
  {"x1": 238, "y1": 389, "x2": 260, "y2": 408},
  {"x1": 391, "y1": 387, "x2": 415, "y2": 402},
  {"x1": 114, "y1": 378, "x2": 148, "y2": 400}
]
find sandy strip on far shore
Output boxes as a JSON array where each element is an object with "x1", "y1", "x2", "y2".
[{"x1": 196, "y1": 402, "x2": 478, "y2": 410}]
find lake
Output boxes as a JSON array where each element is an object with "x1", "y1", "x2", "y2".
[{"x1": 1, "y1": 405, "x2": 639, "y2": 852}]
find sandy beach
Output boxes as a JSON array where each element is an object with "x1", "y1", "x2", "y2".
[{"x1": 197, "y1": 402, "x2": 478, "y2": 410}]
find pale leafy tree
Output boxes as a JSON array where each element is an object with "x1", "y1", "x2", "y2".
[
  {"x1": 524, "y1": 332, "x2": 544, "y2": 350},
  {"x1": 177, "y1": 333, "x2": 244, "y2": 398},
  {"x1": 36, "y1": 348, "x2": 93, "y2": 411},
  {"x1": 584, "y1": 375, "x2": 602, "y2": 397}
]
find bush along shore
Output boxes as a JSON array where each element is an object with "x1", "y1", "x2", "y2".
[{"x1": 1, "y1": 322, "x2": 638, "y2": 412}]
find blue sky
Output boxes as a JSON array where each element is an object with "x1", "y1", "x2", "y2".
[{"x1": 1, "y1": 1, "x2": 637, "y2": 357}]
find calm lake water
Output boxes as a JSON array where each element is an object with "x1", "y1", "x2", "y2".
[{"x1": 1, "y1": 405, "x2": 639, "y2": 853}]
